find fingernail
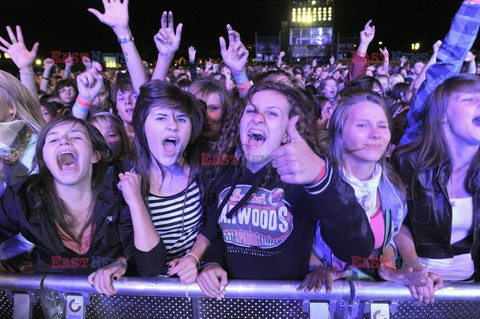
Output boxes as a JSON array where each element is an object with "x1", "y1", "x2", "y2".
[{"x1": 112, "y1": 276, "x2": 118, "y2": 281}]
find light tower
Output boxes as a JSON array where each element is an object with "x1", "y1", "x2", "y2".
[{"x1": 289, "y1": 0, "x2": 334, "y2": 60}]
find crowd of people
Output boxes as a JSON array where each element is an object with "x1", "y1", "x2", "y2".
[{"x1": 0, "y1": 0, "x2": 480, "y2": 305}]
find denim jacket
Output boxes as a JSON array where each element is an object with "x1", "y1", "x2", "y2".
[{"x1": 313, "y1": 172, "x2": 406, "y2": 268}]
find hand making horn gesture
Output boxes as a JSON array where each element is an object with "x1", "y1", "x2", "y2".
[{"x1": 271, "y1": 116, "x2": 326, "y2": 185}]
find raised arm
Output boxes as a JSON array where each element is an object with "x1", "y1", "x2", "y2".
[
  {"x1": 465, "y1": 51, "x2": 477, "y2": 74},
  {"x1": 40, "y1": 58, "x2": 54, "y2": 93},
  {"x1": 379, "y1": 47, "x2": 390, "y2": 75},
  {"x1": 400, "y1": 1, "x2": 480, "y2": 145},
  {"x1": 188, "y1": 46, "x2": 198, "y2": 81},
  {"x1": 412, "y1": 40, "x2": 441, "y2": 92},
  {"x1": 89, "y1": 0, "x2": 148, "y2": 93},
  {"x1": 276, "y1": 51, "x2": 285, "y2": 69},
  {"x1": 0, "y1": 26, "x2": 39, "y2": 103},
  {"x1": 220, "y1": 24, "x2": 250, "y2": 98},
  {"x1": 345, "y1": 20, "x2": 375, "y2": 85},
  {"x1": 72, "y1": 62, "x2": 104, "y2": 120},
  {"x1": 62, "y1": 54, "x2": 73, "y2": 80},
  {"x1": 151, "y1": 11, "x2": 183, "y2": 82}
]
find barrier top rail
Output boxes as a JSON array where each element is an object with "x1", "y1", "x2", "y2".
[{"x1": 0, "y1": 274, "x2": 479, "y2": 302}]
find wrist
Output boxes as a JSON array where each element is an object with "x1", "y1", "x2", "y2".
[
  {"x1": 185, "y1": 252, "x2": 200, "y2": 268},
  {"x1": 113, "y1": 26, "x2": 131, "y2": 37},
  {"x1": 19, "y1": 66, "x2": 34, "y2": 73},
  {"x1": 309, "y1": 160, "x2": 326, "y2": 185}
]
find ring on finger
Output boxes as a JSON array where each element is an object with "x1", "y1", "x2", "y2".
[{"x1": 11, "y1": 40, "x2": 18, "y2": 44}]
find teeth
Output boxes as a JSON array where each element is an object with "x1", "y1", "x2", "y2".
[
  {"x1": 57, "y1": 151, "x2": 77, "y2": 160},
  {"x1": 165, "y1": 138, "x2": 177, "y2": 143}
]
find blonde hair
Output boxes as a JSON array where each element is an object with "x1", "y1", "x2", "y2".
[{"x1": 0, "y1": 70, "x2": 45, "y2": 133}]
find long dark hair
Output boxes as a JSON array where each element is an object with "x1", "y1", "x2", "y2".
[
  {"x1": 394, "y1": 74, "x2": 480, "y2": 194},
  {"x1": 133, "y1": 80, "x2": 206, "y2": 196},
  {"x1": 26, "y1": 116, "x2": 111, "y2": 245}
]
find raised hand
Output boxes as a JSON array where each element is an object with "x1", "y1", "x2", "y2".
[
  {"x1": 82, "y1": 56, "x2": 92, "y2": 70},
  {"x1": 64, "y1": 53, "x2": 74, "y2": 68},
  {"x1": 278, "y1": 51, "x2": 285, "y2": 59},
  {"x1": 400, "y1": 56, "x2": 408, "y2": 66},
  {"x1": 360, "y1": 20, "x2": 375, "y2": 45},
  {"x1": 43, "y1": 58, "x2": 54, "y2": 70},
  {"x1": 329, "y1": 55, "x2": 335, "y2": 65},
  {"x1": 88, "y1": 0, "x2": 130, "y2": 31},
  {"x1": 379, "y1": 47, "x2": 389, "y2": 60},
  {"x1": 433, "y1": 40, "x2": 442, "y2": 55},
  {"x1": 219, "y1": 24, "x2": 249, "y2": 74},
  {"x1": 0, "y1": 26, "x2": 39, "y2": 71},
  {"x1": 154, "y1": 11, "x2": 183, "y2": 57},
  {"x1": 117, "y1": 171, "x2": 143, "y2": 206},
  {"x1": 76, "y1": 62, "x2": 104, "y2": 103},
  {"x1": 465, "y1": 51, "x2": 476, "y2": 62},
  {"x1": 188, "y1": 46, "x2": 196, "y2": 64},
  {"x1": 271, "y1": 116, "x2": 326, "y2": 184}
]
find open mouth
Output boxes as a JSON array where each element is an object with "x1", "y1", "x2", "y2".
[
  {"x1": 473, "y1": 116, "x2": 480, "y2": 126},
  {"x1": 162, "y1": 137, "x2": 177, "y2": 155},
  {"x1": 57, "y1": 151, "x2": 78, "y2": 171},
  {"x1": 247, "y1": 129, "x2": 267, "y2": 147},
  {"x1": 125, "y1": 107, "x2": 134, "y2": 115}
]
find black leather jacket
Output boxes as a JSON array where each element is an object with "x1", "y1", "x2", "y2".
[{"x1": 394, "y1": 152, "x2": 480, "y2": 276}]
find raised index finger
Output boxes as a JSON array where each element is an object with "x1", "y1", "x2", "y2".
[{"x1": 364, "y1": 20, "x2": 372, "y2": 29}]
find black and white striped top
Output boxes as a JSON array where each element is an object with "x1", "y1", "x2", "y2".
[{"x1": 147, "y1": 182, "x2": 203, "y2": 263}]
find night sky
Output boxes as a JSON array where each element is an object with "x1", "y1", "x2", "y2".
[{"x1": 0, "y1": 0, "x2": 473, "y2": 65}]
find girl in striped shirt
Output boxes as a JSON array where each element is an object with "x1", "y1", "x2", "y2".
[{"x1": 131, "y1": 81, "x2": 209, "y2": 282}]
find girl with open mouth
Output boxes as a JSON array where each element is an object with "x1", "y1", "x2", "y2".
[
  {"x1": 0, "y1": 116, "x2": 166, "y2": 296},
  {"x1": 132, "y1": 81, "x2": 209, "y2": 284},
  {"x1": 196, "y1": 82, "x2": 374, "y2": 299}
]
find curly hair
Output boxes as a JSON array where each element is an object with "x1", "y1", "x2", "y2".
[{"x1": 216, "y1": 82, "x2": 320, "y2": 183}]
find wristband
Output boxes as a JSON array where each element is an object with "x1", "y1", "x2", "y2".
[
  {"x1": 76, "y1": 96, "x2": 93, "y2": 107},
  {"x1": 311, "y1": 161, "x2": 327, "y2": 185},
  {"x1": 74, "y1": 102, "x2": 91, "y2": 113},
  {"x1": 118, "y1": 35, "x2": 134, "y2": 44},
  {"x1": 185, "y1": 252, "x2": 200, "y2": 267},
  {"x1": 233, "y1": 73, "x2": 248, "y2": 84}
]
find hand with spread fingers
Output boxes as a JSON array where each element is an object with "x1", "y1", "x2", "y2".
[
  {"x1": 0, "y1": 25, "x2": 39, "y2": 71},
  {"x1": 88, "y1": 0, "x2": 130, "y2": 32}
]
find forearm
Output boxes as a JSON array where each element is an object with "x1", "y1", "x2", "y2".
[
  {"x1": 276, "y1": 57, "x2": 283, "y2": 69},
  {"x1": 19, "y1": 66, "x2": 39, "y2": 103},
  {"x1": 394, "y1": 225, "x2": 421, "y2": 269},
  {"x1": 467, "y1": 59, "x2": 476, "y2": 74},
  {"x1": 152, "y1": 54, "x2": 174, "y2": 82},
  {"x1": 401, "y1": 1, "x2": 480, "y2": 145},
  {"x1": 306, "y1": 162, "x2": 374, "y2": 261},
  {"x1": 189, "y1": 234, "x2": 210, "y2": 260},
  {"x1": 113, "y1": 27, "x2": 148, "y2": 93},
  {"x1": 413, "y1": 53, "x2": 437, "y2": 91},
  {"x1": 62, "y1": 66, "x2": 71, "y2": 80},
  {"x1": 128, "y1": 199, "x2": 161, "y2": 252},
  {"x1": 40, "y1": 67, "x2": 52, "y2": 92}
]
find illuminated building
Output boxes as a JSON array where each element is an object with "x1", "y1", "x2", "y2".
[{"x1": 289, "y1": 0, "x2": 334, "y2": 59}]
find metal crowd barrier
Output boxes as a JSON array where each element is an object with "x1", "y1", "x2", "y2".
[{"x1": 0, "y1": 274, "x2": 479, "y2": 319}]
